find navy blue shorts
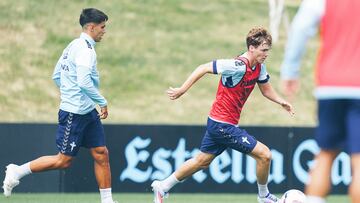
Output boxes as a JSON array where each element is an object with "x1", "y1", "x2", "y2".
[
  {"x1": 200, "y1": 118, "x2": 257, "y2": 155},
  {"x1": 56, "y1": 109, "x2": 106, "y2": 156},
  {"x1": 316, "y1": 99, "x2": 360, "y2": 154}
]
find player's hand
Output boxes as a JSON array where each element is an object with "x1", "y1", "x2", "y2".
[
  {"x1": 99, "y1": 106, "x2": 108, "y2": 119},
  {"x1": 280, "y1": 101, "x2": 295, "y2": 116},
  {"x1": 281, "y1": 79, "x2": 299, "y2": 102},
  {"x1": 167, "y1": 87, "x2": 185, "y2": 100}
]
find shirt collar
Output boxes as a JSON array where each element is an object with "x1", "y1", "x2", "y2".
[{"x1": 80, "y1": 32, "x2": 96, "y2": 47}]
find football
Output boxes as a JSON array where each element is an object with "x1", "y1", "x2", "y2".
[{"x1": 280, "y1": 189, "x2": 306, "y2": 203}]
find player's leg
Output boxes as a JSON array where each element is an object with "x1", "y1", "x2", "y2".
[
  {"x1": 151, "y1": 152, "x2": 216, "y2": 203},
  {"x1": 2, "y1": 109, "x2": 80, "y2": 197},
  {"x1": 151, "y1": 118, "x2": 223, "y2": 203},
  {"x1": 2, "y1": 153, "x2": 73, "y2": 197},
  {"x1": 248, "y1": 141, "x2": 278, "y2": 203},
  {"x1": 174, "y1": 151, "x2": 216, "y2": 181},
  {"x1": 220, "y1": 124, "x2": 276, "y2": 203},
  {"x1": 349, "y1": 154, "x2": 360, "y2": 203},
  {"x1": 30, "y1": 153, "x2": 73, "y2": 172},
  {"x1": 85, "y1": 109, "x2": 115, "y2": 203},
  {"x1": 152, "y1": 151, "x2": 216, "y2": 199},
  {"x1": 90, "y1": 146, "x2": 115, "y2": 203},
  {"x1": 305, "y1": 150, "x2": 338, "y2": 202},
  {"x1": 346, "y1": 99, "x2": 360, "y2": 203},
  {"x1": 163, "y1": 118, "x2": 224, "y2": 184},
  {"x1": 249, "y1": 141, "x2": 272, "y2": 185},
  {"x1": 306, "y1": 99, "x2": 345, "y2": 203},
  {"x1": 205, "y1": 120, "x2": 276, "y2": 203},
  {"x1": 153, "y1": 152, "x2": 215, "y2": 190},
  {"x1": 90, "y1": 147, "x2": 111, "y2": 188}
]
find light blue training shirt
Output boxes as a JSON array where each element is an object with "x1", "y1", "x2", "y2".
[
  {"x1": 52, "y1": 32, "x2": 107, "y2": 115},
  {"x1": 280, "y1": 0, "x2": 324, "y2": 80}
]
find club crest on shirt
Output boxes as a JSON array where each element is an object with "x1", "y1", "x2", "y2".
[
  {"x1": 85, "y1": 40, "x2": 92, "y2": 49},
  {"x1": 235, "y1": 60, "x2": 245, "y2": 67}
]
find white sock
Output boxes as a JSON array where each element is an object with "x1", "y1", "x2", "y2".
[
  {"x1": 257, "y1": 183, "x2": 269, "y2": 198},
  {"x1": 100, "y1": 188, "x2": 113, "y2": 203},
  {"x1": 16, "y1": 162, "x2": 32, "y2": 179},
  {"x1": 306, "y1": 195, "x2": 326, "y2": 203},
  {"x1": 161, "y1": 174, "x2": 180, "y2": 192}
]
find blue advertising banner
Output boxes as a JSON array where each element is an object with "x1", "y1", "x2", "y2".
[{"x1": 0, "y1": 124, "x2": 351, "y2": 194}]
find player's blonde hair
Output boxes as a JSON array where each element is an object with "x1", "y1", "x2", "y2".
[{"x1": 246, "y1": 27, "x2": 272, "y2": 49}]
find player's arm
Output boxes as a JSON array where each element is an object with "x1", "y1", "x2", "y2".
[
  {"x1": 258, "y1": 82, "x2": 294, "y2": 116},
  {"x1": 52, "y1": 59, "x2": 62, "y2": 88},
  {"x1": 280, "y1": 0, "x2": 324, "y2": 99},
  {"x1": 75, "y1": 49, "x2": 108, "y2": 118},
  {"x1": 77, "y1": 66, "x2": 108, "y2": 118},
  {"x1": 167, "y1": 62, "x2": 213, "y2": 100}
]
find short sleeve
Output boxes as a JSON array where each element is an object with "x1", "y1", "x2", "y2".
[
  {"x1": 258, "y1": 64, "x2": 270, "y2": 83},
  {"x1": 213, "y1": 59, "x2": 245, "y2": 75}
]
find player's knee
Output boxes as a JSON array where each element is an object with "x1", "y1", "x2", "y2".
[
  {"x1": 94, "y1": 146, "x2": 109, "y2": 156},
  {"x1": 195, "y1": 156, "x2": 212, "y2": 169},
  {"x1": 55, "y1": 156, "x2": 72, "y2": 169},
  {"x1": 199, "y1": 161, "x2": 211, "y2": 169},
  {"x1": 258, "y1": 146, "x2": 272, "y2": 164},
  {"x1": 92, "y1": 147, "x2": 109, "y2": 163},
  {"x1": 59, "y1": 160, "x2": 72, "y2": 169}
]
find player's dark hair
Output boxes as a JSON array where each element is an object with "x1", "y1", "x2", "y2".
[
  {"x1": 79, "y1": 8, "x2": 108, "y2": 27},
  {"x1": 246, "y1": 27, "x2": 272, "y2": 49}
]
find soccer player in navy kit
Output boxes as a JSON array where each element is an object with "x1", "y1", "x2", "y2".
[
  {"x1": 151, "y1": 27, "x2": 294, "y2": 203},
  {"x1": 2, "y1": 8, "x2": 117, "y2": 203}
]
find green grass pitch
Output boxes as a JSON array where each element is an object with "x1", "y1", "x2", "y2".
[{"x1": 0, "y1": 193, "x2": 350, "y2": 203}]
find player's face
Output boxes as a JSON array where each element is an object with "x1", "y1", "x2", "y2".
[
  {"x1": 253, "y1": 42, "x2": 270, "y2": 64},
  {"x1": 91, "y1": 21, "x2": 107, "y2": 42}
]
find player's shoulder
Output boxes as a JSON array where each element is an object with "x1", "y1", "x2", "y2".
[
  {"x1": 260, "y1": 63, "x2": 267, "y2": 70},
  {"x1": 73, "y1": 38, "x2": 93, "y2": 50},
  {"x1": 234, "y1": 58, "x2": 247, "y2": 68},
  {"x1": 71, "y1": 38, "x2": 95, "y2": 58},
  {"x1": 217, "y1": 58, "x2": 246, "y2": 68}
]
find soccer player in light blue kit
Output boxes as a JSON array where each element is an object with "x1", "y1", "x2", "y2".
[{"x1": 2, "y1": 8, "x2": 117, "y2": 203}]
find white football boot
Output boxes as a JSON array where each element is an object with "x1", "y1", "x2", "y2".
[
  {"x1": 258, "y1": 193, "x2": 279, "y2": 203},
  {"x1": 151, "y1": 180, "x2": 169, "y2": 203},
  {"x1": 2, "y1": 164, "x2": 20, "y2": 197}
]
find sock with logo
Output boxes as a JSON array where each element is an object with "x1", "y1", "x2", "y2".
[
  {"x1": 16, "y1": 162, "x2": 32, "y2": 180},
  {"x1": 257, "y1": 183, "x2": 269, "y2": 198},
  {"x1": 161, "y1": 174, "x2": 180, "y2": 192},
  {"x1": 100, "y1": 188, "x2": 114, "y2": 203},
  {"x1": 306, "y1": 195, "x2": 326, "y2": 203}
]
